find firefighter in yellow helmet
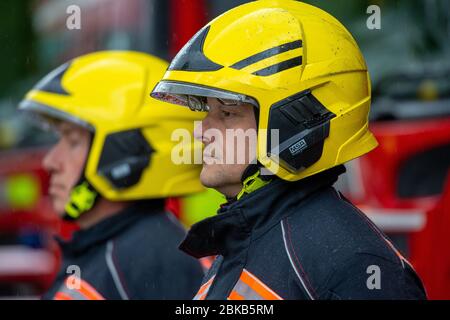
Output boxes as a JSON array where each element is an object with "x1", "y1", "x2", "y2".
[
  {"x1": 151, "y1": 1, "x2": 427, "y2": 299},
  {"x1": 19, "y1": 51, "x2": 204, "y2": 299}
]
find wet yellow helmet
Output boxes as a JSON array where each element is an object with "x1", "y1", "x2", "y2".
[
  {"x1": 151, "y1": 0, "x2": 378, "y2": 181},
  {"x1": 20, "y1": 51, "x2": 204, "y2": 219}
]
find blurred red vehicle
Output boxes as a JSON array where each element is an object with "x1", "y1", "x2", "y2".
[
  {"x1": 0, "y1": 147, "x2": 61, "y2": 297},
  {"x1": 337, "y1": 70, "x2": 450, "y2": 299}
]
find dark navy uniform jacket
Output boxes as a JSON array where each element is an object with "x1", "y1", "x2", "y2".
[
  {"x1": 43, "y1": 200, "x2": 204, "y2": 300},
  {"x1": 180, "y1": 166, "x2": 427, "y2": 300}
]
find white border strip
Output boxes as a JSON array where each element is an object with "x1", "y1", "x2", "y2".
[
  {"x1": 105, "y1": 240, "x2": 130, "y2": 300},
  {"x1": 280, "y1": 221, "x2": 315, "y2": 300},
  {"x1": 364, "y1": 209, "x2": 426, "y2": 232}
]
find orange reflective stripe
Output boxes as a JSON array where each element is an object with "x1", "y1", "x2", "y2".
[
  {"x1": 239, "y1": 269, "x2": 283, "y2": 300},
  {"x1": 228, "y1": 290, "x2": 245, "y2": 300},
  {"x1": 195, "y1": 270, "x2": 284, "y2": 300},
  {"x1": 78, "y1": 279, "x2": 105, "y2": 300},
  {"x1": 194, "y1": 276, "x2": 215, "y2": 300},
  {"x1": 64, "y1": 276, "x2": 105, "y2": 300},
  {"x1": 54, "y1": 292, "x2": 74, "y2": 300},
  {"x1": 197, "y1": 277, "x2": 214, "y2": 296}
]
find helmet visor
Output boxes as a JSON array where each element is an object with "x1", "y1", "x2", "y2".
[
  {"x1": 19, "y1": 100, "x2": 94, "y2": 132},
  {"x1": 151, "y1": 81, "x2": 259, "y2": 112}
]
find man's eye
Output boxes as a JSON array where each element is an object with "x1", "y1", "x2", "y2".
[
  {"x1": 221, "y1": 110, "x2": 232, "y2": 117},
  {"x1": 68, "y1": 138, "x2": 80, "y2": 147}
]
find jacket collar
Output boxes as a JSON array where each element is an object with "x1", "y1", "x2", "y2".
[
  {"x1": 56, "y1": 200, "x2": 164, "y2": 256},
  {"x1": 180, "y1": 165, "x2": 345, "y2": 258}
]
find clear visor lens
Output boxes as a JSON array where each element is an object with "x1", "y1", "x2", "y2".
[
  {"x1": 151, "y1": 81, "x2": 258, "y2": 112},
  {"x1": 18, "y1": 100, "x2": 94, "y2": 132}
]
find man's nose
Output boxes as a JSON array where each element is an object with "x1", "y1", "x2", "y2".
[{"x1": 42, "y1": 143, "x2": 62, "y2": 173}]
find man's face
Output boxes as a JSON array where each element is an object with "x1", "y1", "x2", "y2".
[
  {"x1": 194, "y1": 97, "x2": 257, "y2": 197},
  {"x1": 42, "y1": 121, "x2": 91, "y2": 215}
]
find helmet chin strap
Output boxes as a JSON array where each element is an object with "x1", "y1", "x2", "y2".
[
  {"x1": 234, "y1": 106, "x2": 272, "y2": 200},
  {"x1": 236, "y1": 162, "x2": 272, "y2": 201},
  {"x1": 63, "y1": 133, "x2": 99, "y2": 221},
  {"x1": 63, "y1": 176, "x2": 99, "y2": 221}
]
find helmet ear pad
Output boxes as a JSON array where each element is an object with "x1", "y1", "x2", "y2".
[
  {"x1": 266, "y1": 90, "x2": 335, "y2": 173},
  {"x1": 97, "y1": 129, "x2": 154, "y2": 189}
]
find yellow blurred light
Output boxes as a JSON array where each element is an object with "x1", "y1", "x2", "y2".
[
  {"x1": 418, "y1": 80, "x2": 439, "y2": 101},
  {"x1": 5, "y1": 174, "x2": 40, "y2": 210},
  {"x1": 180, "y1": 188, "x2": 225, "y2": 227}
]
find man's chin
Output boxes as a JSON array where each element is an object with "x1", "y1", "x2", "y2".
[
  {"x1": 200, "y1": 164, "x2": 230, "y2": 189},
  {"x1": 199, "y1": 166, "x2": 218, "y2": 189},
  {"x1": 51, "y1": 199, "x2": 68, "y2": 217},
  {"x1": 199, "y1": 165, "x2": 242, "y2": 199}
]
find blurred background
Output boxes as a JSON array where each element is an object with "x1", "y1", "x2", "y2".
[{"x1": 0, "y1": 0, "x2": 449, "y2": 299}]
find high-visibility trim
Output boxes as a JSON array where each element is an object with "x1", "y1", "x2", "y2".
[
  {"x1": 228, "y1": 269, "x2": 283, "y2": 300},
  {"x1": 75, "y1": 278, "x2": 105, "y2": 300},
  {"x1": 57, "y1": 275, "x2": 105, "y2": 300},
  {"x1": 55, "y1": 280, "x2": 88, "y2": 300},
  {"x1": 229, "y1": 278, "x2": 262, "y2": 300},
  {"x1": 54, "y1": 292, "x2": 74, "y2": 300},
  {"x1": 228, "y1": 290, "x2": 245, "y2": 300},
  {"x1": 61, "y1": 289, "x2": 86, "y2": 300},
  {"x1": 193, "y1": 276, "x2": 215, "y2": 300}
]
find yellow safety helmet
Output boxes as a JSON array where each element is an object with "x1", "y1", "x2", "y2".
[
  {"x1": 151, "y1": 0, "x2": 378, "y2": 181},
  {"x1": 19, "y1": 51, "x2": 204, "y2": 219}
]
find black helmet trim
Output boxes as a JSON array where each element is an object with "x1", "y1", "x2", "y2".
[
  {"x1": 34, "y1": 62, "x2": 71, "y2": 96},
  {"x1": 231, "y1": 39, "x2": 302, "y2": 70},
  {"x1": 253, "y1": 55, "x2": 302, "y2": 77},
  {"x1": 19, "y1": 99, "x2": 95, "y2": 131},
  {"x1": 168, "y1": 26, "x2": 223, "y2": 72}
]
